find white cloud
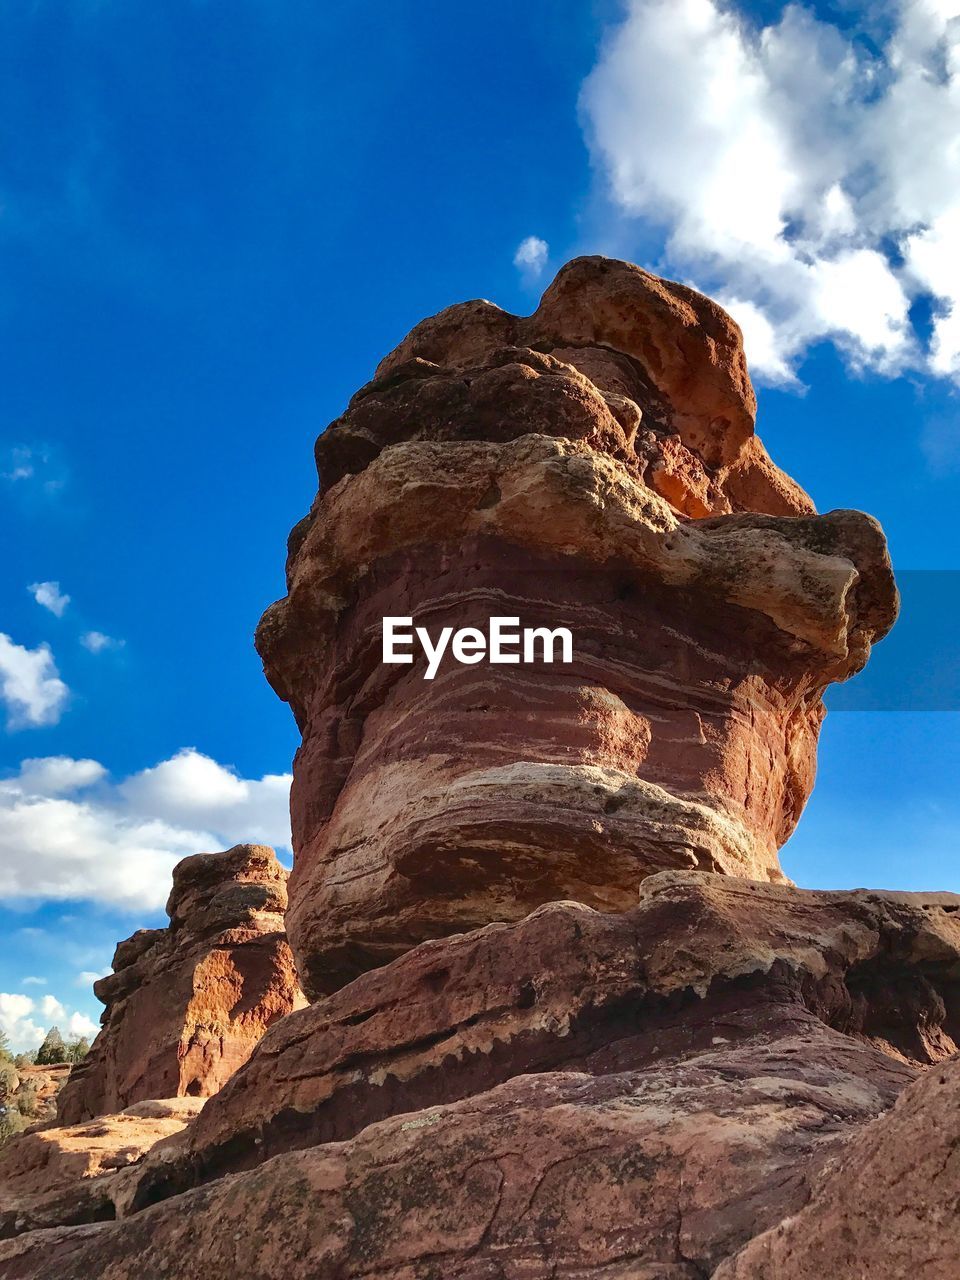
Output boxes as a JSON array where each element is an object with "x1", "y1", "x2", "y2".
[
  {"x1": 0, "y1": 991, "x2": 100, "y2": 1053},
  {"x1": 580, "y1": 0, "x2": 960, "y2": 385},
  {"x1": 0, "y1": 634, "x2": 69, "y2": 729},
  {"x1": 0, "y1": 749, "x2": 292, "y2": 912},
  {"x1": 1, "y1": 446, "x2": 35, "y2": 482},
  {"x1": 39, "y1": 994, "x2": 66, "y2": 1021},
  {"x1": 17, "y1": 756, "x2": 106, "y2": 795},
  {"x1": 514, "y1": 235, "x2": 550, "y2": 277},
  {"x1": 21, "y1": 976, "x2": 47, "y2": 986},
  {"x1": 0, "y1": 993, "x2": 43, "y2": 1053},
  {"x1": 1, "y1": 445, "x2": 65, "y2": 493},
  {"x1": 67, "y1": 1011, "x2": 98, "y2": 1039},
  {"x1": 80, "y1": 631, "x2": 124, "y2": 654},
  {"x1": 28, "y1": 581, "x2": 70, "y2": 617},
  {"x1": 75, "y1": 970, "x2": 106, "y2": 987}
]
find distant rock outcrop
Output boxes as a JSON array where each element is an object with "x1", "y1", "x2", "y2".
[
  {"x1": 256, "y1": 256, "x2": 897, "y2": 997},
  {"x1": 0, "y1": 1098, "x2": 203, "y2": 1240},
  {"x1": 56, "y1": 845, "x2": 305, "y2": 1124}
]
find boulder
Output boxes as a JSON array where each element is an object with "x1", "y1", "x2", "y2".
[
  {"x1": 715, "y1": 1052, "x2": 960, "y2": 1279},
  {"x1": 120, "y1": 873, "x2": 960, "y2": 1226}
]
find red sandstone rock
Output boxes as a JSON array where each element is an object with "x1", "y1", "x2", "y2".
[
  {"x1": 716, "y1": 1052, "x2": 960, "y2": 1279},
  {"x1": 257, "y1": 257, "x2": 898, "y2": 996},
  {"x1": 0, "y1": 261, "x2": 920, "y2": 1279},
  {"x1": 4, "y1": 873, "x2": 959, "y2": 1277},
  {"x1": 0, "y1": 1098, "x2": 202, "y2": 1240},
  {"x1": 56, "y1": 845, "x2": 305, "y2": 1124},
  {"x1": 121, "y1": 872, "x2": 960, "y2": 1208}
]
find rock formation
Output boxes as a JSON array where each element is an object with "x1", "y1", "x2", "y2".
[
  {"x1": 56, "y1": 845, "x2": 305, "y2": 1124},
  {"x1": 121, "y1": 873, "x2": 960, "y2": 1216},
  {"x1": 715, "y1": 1052, "x2": 960, "y2": 1279},
  {"x1": 256, "y1": 256, "x2": 897, "y2": 996},
  {"x1": 0, "y1": 1098, "x2": 203, "y2": 1240},
  {"x1": 4, "y1": 875, "x2": 960, "y2": 1276},
  {"x1": 7, "y1": 258, "x2": 945, "y2": 1280}
]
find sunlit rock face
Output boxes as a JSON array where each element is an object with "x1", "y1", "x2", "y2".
[
  {"x1": 56, "y1": 845, "x2": 306, "y2": 1123},
  {"x1": 257, "y1": 256, "x2": 898, "y2": 998}
]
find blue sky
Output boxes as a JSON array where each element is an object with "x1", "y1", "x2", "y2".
[{"x1": 1, "y1": 0, "x2": 959, "y2": 1051}]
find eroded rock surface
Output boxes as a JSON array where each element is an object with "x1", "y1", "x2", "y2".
[
  {"x1": 56, "y1": 845, "x2": 305, "y2": 1124},
  {"x1": 4, "y1": 260, "x2": 926, "y2": 1279},
  {"x1": 716, "y1": 1052, "x2": 960, "y2": 1279},
  {"x1": 120, "y1": 873, "x2": 960, "y2": 1207},
  {"x1": 257, "y1": 257, "x2": 898, "y2": 997},
  {"x1": 0, "y1": 1098, "x2": 202, "y2": 1240},
  {"x1": 4, "y1": 873, "x2": 959, "y2": 1277}
]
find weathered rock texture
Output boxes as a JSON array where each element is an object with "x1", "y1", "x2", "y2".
[
  {"x1": 57, "y1": 845, "x2": 305, "y2": 1124},
  {"x1": 3, "y1": 874, "x2": 959, "y2": 1277},
  {"x1": 716, "y1": 1052, "x2": 960, "y2": 1279},
  {"x1": 0, "y1": 1098, "x2": 203, "y2": 1241},
  {"x1": 4, "y1": 261, "x2": 928, "y2": 1280},
  {"x1": 123, "y1": 872, "x2": 960, "y2": 1205},
  {"x1": 1, "y1": 1064, "x2": 71, "y2": 1129},
  {"x1": 256, "y1": 256, "x2": 898, "y2": 996}
]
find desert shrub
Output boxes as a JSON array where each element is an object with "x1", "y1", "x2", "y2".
[
  {"x1": 0, "y1": 1107, "x2": 26, "y2": 1144},
  {"x1": 14, "y1": 1080, "x2": 40, "y2": 1119}
]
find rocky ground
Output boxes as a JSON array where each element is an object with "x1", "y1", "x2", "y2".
[{"x1": 1, "y1": 258, "x2": 954, "y2": 1279}]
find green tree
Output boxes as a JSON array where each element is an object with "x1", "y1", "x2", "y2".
[
  {"x1": 65, "y1": 1036, "x2": 90, "y2": 1064},
  {"x1": 0, "y1": 1030, "x2": 12, "y2": 1064},
  {"x1": 35, "y1": 1026, "x2": 67, "y2": 1066}
]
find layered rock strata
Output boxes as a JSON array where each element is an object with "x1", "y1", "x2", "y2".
[
  {"x1": 4, "y1": 873, "x2": 959, "y2": 1276},
  {"x1": 56, "y1": 845, "x2": 305, "y2": 1124},
  {"x1": 256, "y1": 256, "x2": 898, "y2": 996}
]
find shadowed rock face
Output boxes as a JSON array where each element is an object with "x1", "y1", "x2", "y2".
[
  {"x1": 715, "y1": 1052, "x2": 960, "y2": 1279},
  {"x1": 56, "y1": 846, "x2": 306, "y2": 1124},
  {"x1": 256, "y1": 256, "x2": 898, "y2": 997}
]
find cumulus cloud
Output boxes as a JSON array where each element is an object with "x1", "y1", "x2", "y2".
[
  {"x1": 0, "y1": 993, "x2": 43, "y2": 1052},
  {"x1": 17, "y1": 756, "x2": 106, "y2": 795},
  {"x1": 514, "y1": 235, "x2": 550, "y2": 278},
  {"x1": 580, "y1": 0, "x2": 960, "y2": 384},
  {"x1": 0, "y1": 634, "x2": 69, "y2": 729},
  {"x1": 0, "y1": 990, "x2": 99, "y2": 1053},
  {"x1": 67, "y1": 1011, "x2": 98, "y2": 1039},
  {"x1": 0, "y1": 749, "x2": 292, "y2": 912},
  {"x1": 80, "y1": 631, "x2": 124, "y2": 654},
  {"x1": 75, "y1": 970, "x2": 107, "y2": 988},
  {"x1": 28, "y1": 581, "x2": 70, "y2": 617}
]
